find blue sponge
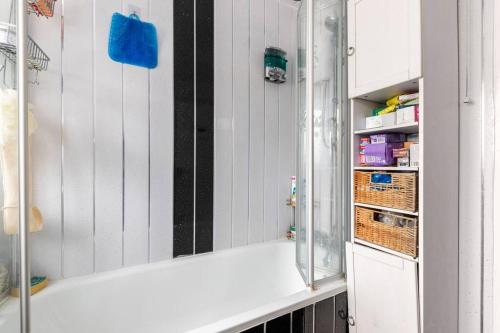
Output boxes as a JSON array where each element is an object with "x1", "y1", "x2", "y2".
[{"x1": 108, "y1": 13, "x2": 158, "y2": 69}]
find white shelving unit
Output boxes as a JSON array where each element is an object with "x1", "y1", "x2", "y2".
[
  {"x1": 354, "y1": 122, "x2": 419, "y2": 135},
  {"x1": 353, "y1": 238, "x2": 419, "y2": 263},
  {"x1": 354, "y1": 166, "x2": 418, "y2": 171},
  {"x1": 354, "y1": 202, "x2": 419, "y2": 217},
  {"x1": 350, "y1": 77, "x2": 421, "y2": 256},
  {"x1": 345, "y1": 1, "x2": 459, "y2": 332}
]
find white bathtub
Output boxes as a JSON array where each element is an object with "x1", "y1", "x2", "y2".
[{"x1": 0, "y1": 240, "x2": 346, "y2": 333}]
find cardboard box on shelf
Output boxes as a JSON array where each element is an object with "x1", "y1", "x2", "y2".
[
  {"x1": 370, "y1": 133, "x2": 406, "y2": 144},
  {"x1": 396, "y1": 105, "x2": 418, "y2": 124},
  {"x1": 393, "y1": 148, "x2": 409, "y2": 158},
  {"x1": 364, "y1": 142, "x2": 403, "y2": 166}
]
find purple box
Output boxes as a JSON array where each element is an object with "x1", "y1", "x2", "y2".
[
  {"x1": 364, "y1": 143, "x2": 404, "y2": 166},
  {"x1": 370, "y1": 133, "x2": 406, "y2": 144}
]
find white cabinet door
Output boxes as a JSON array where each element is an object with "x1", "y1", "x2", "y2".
[
  {"x1": 347, "y1": 0, "x2": 421, "y2": 98},
  {"x1": 346, "y1": 242, "x2": 419, "y2": 333}
]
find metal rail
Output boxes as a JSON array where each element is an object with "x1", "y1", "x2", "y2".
[
  {"x1": 305, "y1": 0, "x2": 315, "y2": 288},
  {"x1": 17, "y1": 0, "x2": 31, "y2": 331}
]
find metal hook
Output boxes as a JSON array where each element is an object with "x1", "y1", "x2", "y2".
[
  {"x1": 128, "y1": 5, "x2": 141, "y2": 20},
  {"x1": 29, "y1": 70, "x2": 40, "y2": 85}
]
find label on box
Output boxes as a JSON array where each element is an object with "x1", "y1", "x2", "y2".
[
  {"x1": 393, "y1": 148, "x2": 409, "y2": 158},
  {"x1": 397, "y1": 157, "x2": 410, "y2": 167}
]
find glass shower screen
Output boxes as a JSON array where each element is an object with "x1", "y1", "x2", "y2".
[{"x1": 296, "y1": 0, "x2": 347, "y2": 284}]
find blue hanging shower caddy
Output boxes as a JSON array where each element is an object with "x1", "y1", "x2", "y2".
[{"x1": 108, "y1": 12, "x2": 158, "y2": 69}]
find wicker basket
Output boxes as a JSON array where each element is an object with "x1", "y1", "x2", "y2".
[
  {"x1": 355, "y1": 207, "x2": 418, "y2": 257},
  {"x1": 354, "y1": 171, "x2": 417, "y2": 212}
]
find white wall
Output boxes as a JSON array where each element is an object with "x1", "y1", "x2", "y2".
[
  {"x1": 25, "y1": 0, "x2": 174, "y2": 279},
  {"x1": 214, "y1": 0, "x2": 299, "y2": 250},
  {"x1": 494, "y1": 3, "x2": 500, "y2": 331},
  {"x1": 458, "y1": 0, "x2": 482, "y2": 331},
  {"x1": 458, "y1": 0, "x2": 499, "y2": 331},
  {"x1": 0, "y1": 0, "x2": 298, "y2": 280}
]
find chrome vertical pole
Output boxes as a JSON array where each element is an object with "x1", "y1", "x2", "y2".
[
  {"x1": 17, "y1": 0, "x2": 31, "y2": 332},
  {"x1": 305, "y1": 0, "x2": 315, "y2": 288}
]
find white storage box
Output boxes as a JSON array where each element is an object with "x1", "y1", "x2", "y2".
[
  {"x1": 366, "y1": 115, "x2": 382, "y2": 129},
  {"x1": 410, "y1": 143, "x2": 419, "y2": 167},
  {"x1": 380, "y1": 112, "x2": 396, "y2": 127},
  {"x1": 397, "y1": 106, "x2": 417, "y2": 124}
]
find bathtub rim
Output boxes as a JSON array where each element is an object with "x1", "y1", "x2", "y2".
[{"x1": 187, "y1": 276, "x2": 347, "y2": 333}]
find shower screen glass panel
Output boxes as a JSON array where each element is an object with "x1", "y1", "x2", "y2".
[
  {"x1": 296, "y1": 0, "x2": 347, "y2": 283},
  {"x1": 296, "y1": 2, "x2": 308, "y2": 283},
  {"x1": 0, "y1": 0, "x2": 20, "y2": 318}
]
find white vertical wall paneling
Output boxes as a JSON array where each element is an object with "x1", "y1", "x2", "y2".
[
  {"x1": 61, "y1": 0, "x2": 94, "y2": 277},
  {"x1": 494, "y1": 3, "x2": 500, "y2": 330},
  {"x1": 480, "y1": 0, "x2": 496, "y2": 330},
  {"x1": 247, "y1": 0, "x2": 266, "y2": 245},
  {"x1": 94, "y1": 0, "x2": 124, "y2": 272},
  {"x1": 264, "y1": 0, "x2": 280, "y2": 241},
  {"x1": 122, "y1": 0, "x2": 150, "y2": 267},
  {"x1": 231, "y1": 0, "x2": 251, "y2": 247},
  {"x1": 213, "y1": 0, "x2": 234, "y2": 251},
  {"x1": 278, "y1": 4, "x2": 296, "y2": 239},
  {"x1": 29, "y1": 6, "x2": 63, "y2": 279},
  {"x1": 24, "y1": 0, "x2": 298, "y2": 277},
  {"x1": 149, "y1": 0, "x2": 174, "y2": 262},
  {"x1": 458, "y1": 0, "x2": 482, "y2": 330}
]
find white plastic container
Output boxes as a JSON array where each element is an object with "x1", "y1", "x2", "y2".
[{"x1": 410, "y1": 143, "x2": 419, "y2": 167}]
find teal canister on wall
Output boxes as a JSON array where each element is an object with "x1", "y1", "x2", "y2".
[{"x1": 264, "y1": 47, "x2": 287, "y2": 83}]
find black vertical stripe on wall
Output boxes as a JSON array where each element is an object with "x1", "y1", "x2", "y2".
[
  {"x1": 194, "y1": 0, "x2": 214, "y2": 254},
  {"x1": 173, "y1": 0, "x2": 195, "y2": 257}
]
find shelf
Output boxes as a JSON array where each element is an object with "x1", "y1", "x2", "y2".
[
  {"x1": 354, "y1": 238, "x2": 419, "y2": 262},
  {"x1": 354, "y1": 202, "x2": 419, "y2": 217},
  {"x1": 354, "y1": 122, "x2": 419, "y2": 135},
  {"x1": 354, "y1": 166, "x2": 418, "y2": 171},
  {"x1": 353, "y1": 78, "x2": 420, "y2": 103},
  {"x1": 0, "y1": 22, "x2": 50, "y2": 71}
]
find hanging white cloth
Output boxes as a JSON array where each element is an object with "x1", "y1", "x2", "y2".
[{"x1": 0, "y1": 89, "x2": 42, "y2": 235}]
